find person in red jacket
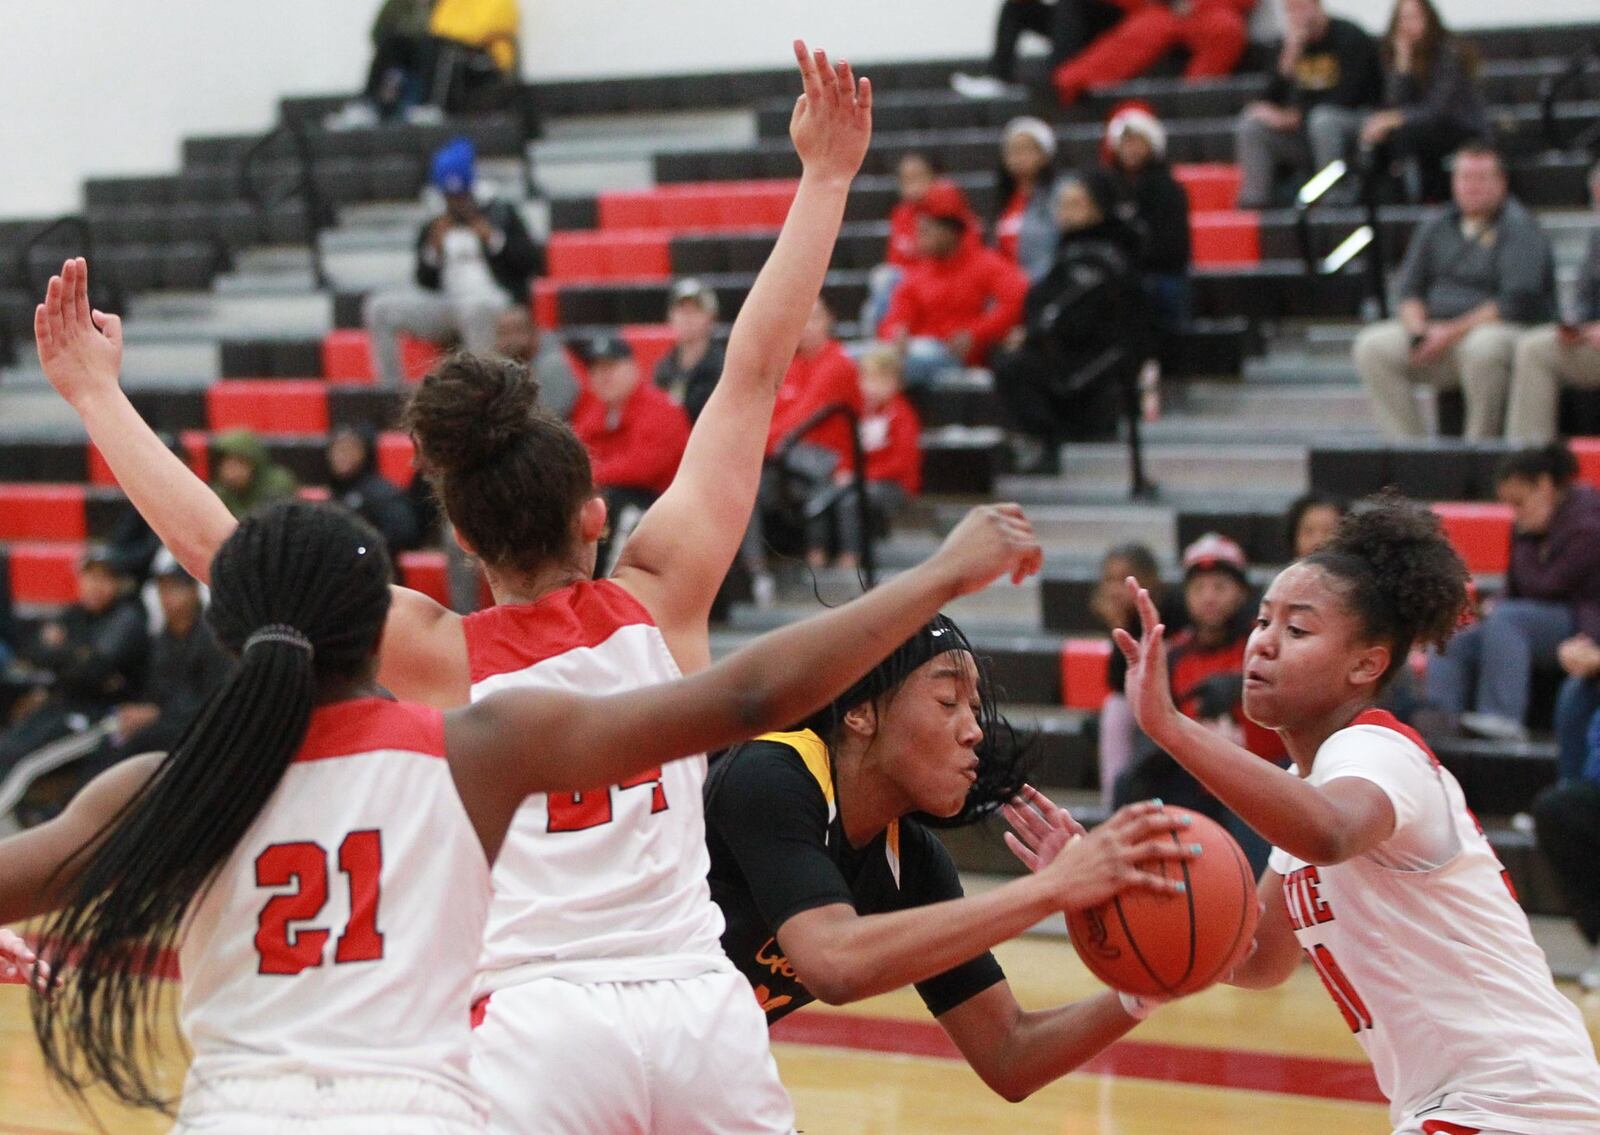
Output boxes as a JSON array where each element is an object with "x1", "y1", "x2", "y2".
[
  {"x1": 819, "y1": 345, "x2": 923, "y2": 572},
  {"x1": 879, "y1": 182, "x2": 1029, "y2": 388},
  {"x1": 1052, "y1": 0, "x2": 1257, "y2": 106},
  {"x1": 571, "y1": 334, "x2": 691, "y2": 574}
]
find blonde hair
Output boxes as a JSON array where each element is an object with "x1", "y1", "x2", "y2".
[{"x1": 860, "y1": 345, "x2": 903, "y2": 380}]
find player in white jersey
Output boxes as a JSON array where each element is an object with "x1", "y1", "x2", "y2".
[
  {"x1": 36, "y1": 40, "x2": 870, "y2": 1134},
  {"x1": 0, "y1": 503, "x2": 1046, "y2": 1121},
  {"x1": 1094, "y1": 494, "x2": 1600, "y2": 1133}
]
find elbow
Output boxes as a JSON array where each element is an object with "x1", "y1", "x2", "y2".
[
  {"x1": 984, "y1": 1073, "x2": 1036, "y2": 1104},
  {"x1": 795, "y1": 960, "x2": 863, "y2": 1007},
  {"x1": 1297, "y1": 826, "x2": 1352, "y2": 867}
]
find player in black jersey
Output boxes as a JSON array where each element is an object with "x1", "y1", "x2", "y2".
[{"x1": 704, "y1": 614, "x2": 1199, "y2": 1102}]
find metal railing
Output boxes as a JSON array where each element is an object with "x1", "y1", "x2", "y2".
[
  {"x1": 1293, "y1": 159, "x2": 1389, "y2": 319},
  {"x1": 771, "y1": 402, "x2": 876, "y2": 589},
  {"x1": 239, "y1": 119, "x2": 333, "y2": 288}
]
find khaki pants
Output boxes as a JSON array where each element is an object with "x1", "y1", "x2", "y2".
[
  {"x1": 1506, "y1": 324, "x2": 1600, "y2": 442},
  {"x1": 1354, "y1": 320, "x2": 1520, "y2": 439}
]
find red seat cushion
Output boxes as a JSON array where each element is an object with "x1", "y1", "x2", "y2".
[
  {"x1": 9, "y1": 543, "x2": 82, "y2": 605},
  {"x1": 207, "y1": 380, "x2": 330, "y2": 435},
  {"x1": 1191, "y1": 211, "x2": 1260, "y2": 267},
  {"x1": 532, "y1": 280, "x2": 560, "y2": 330},
  {"x1": 547, "y1": 230, "x2": 671, "y2": 282},
  {"x1": 1432, "y1": 502, "x2": 1513, "y2": 574},
  {"x1": 597, "y1": 181, "x2": 798, "y2": 232},
  {"x1": 0, "y1": 486, "x2": 86, "y2": 541},
  {"x1": 1175, "y1": 164, "x2": 1242, "y2": 212},
  {"x1": 621, "y1": 325, "x2": 677, "y2": 379},
  {"x1": 321, "y1": 330, "x2": 442, "y2": 385},
  {"x1": 378, "y1": 431, "x2": 419, "y2": 489},
  {"x1": 1061, "y1": 638, "x2": 1113, "y2": 711},
  {"x1": 399, "y1": 550, "x2": 449, "y2": 606},
  {"x1": 1572, "y1": 437, "x2": 1600, "y2": 489}
]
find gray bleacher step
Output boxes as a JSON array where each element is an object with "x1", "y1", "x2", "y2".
[
  {"x1": 1172, "y1": 380, "x2": 1373, "y2": 423},
  {"x1": 1140, "y1": 418, "x2": 1380, "y2": 445},
  {"x1": 930, "y1": 501, "x2": 1176, "y2": 561},
  {"x1": 125, "y1": 291, "x2": 332, "y2": 339},
  {"x1": 1242, "y1": 353, "x2": 1361, "y2": 385},
  {"x1": 542, "y1": 109, "x2": 757, "y2": 148},
  {"x1": 1054, "y1": 442, "x2": 1309, "y2": 496},
  {"x1": 3, "y1": 338, "x2": 220, "y2": 385},
  {"x1": 0, "y1": 389, "x2": 86, "y2": 433}
]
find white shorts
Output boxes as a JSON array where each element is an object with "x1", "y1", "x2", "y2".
[
  {"x1": 173, "y1": 1073, "x2": 485, "y2": 1134},
  {"x1": 470, "y1": 968, "x2": 795, "y2": 1135}
]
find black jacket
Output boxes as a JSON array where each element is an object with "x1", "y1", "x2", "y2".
[
  {"x1": 1022, "y1": 221, "x2": 1142, "y2": 366},
  {"x1": 1265, "y1": 18, "x2": 1383, "y2": 112},
  {"x1": 27, "y1": 598, "x2": 148, "y2": 709},
  {"x1": 1105, "y1": 161, "x2": 1192, "y2": 275},
  {"x1": 414, "y1": 197, "x2": 544, "y2": 303},
  {"x1": 330, "y1": 427, "x2": 423, "y2": 556}
]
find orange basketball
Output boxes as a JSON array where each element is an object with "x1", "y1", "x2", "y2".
[{"x1": 1066, "y1": 808, "x2": 1259, "y2": 998}]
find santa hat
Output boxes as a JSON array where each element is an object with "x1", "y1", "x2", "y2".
[{"x1": 1106, "y1": 104, "x2": 1167, "y2": 160}]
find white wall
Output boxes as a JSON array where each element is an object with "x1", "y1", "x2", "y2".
[{"x1": 3, "y1": 0, "x2": 1596, "y2": 218}]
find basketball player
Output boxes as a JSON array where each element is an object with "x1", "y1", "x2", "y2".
[
  {"x1": 35, "y1": 38, "x2": 870, "y2": 1133},
  {"x1": 705, "y1": 614, "x2": 1201, "y2": 1101},
  {"x1": 1087, "y1": 496, "x2": 1600, "y2": 1133},
  {"x1": 0, "y1": 498, "x2": 1043, "y2": 1131}
]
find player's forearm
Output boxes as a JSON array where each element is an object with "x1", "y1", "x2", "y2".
[
  {"x1": 73, "y1": 387, "x2": 236, "y2": 583},
  {"x1": 977, "y1": 994, "x2": 1138, "y2": 1100}
]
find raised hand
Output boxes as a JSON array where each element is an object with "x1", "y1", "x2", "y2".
[
  {"x1": 34, "y1": 257, "x2": 123, "y2": 409},
  {"x1": 1112, "y1": 577, "x2": 1182, "y2": 739},
  {"x1": 789, "y1": 40, "x2": 872, "y2": 186},
  {"x1": 1002, "y1": 784, "x2": 1087, "y2": 872},
  {"x1": 931, "y1": 503, "x2": 1043, "y2": 596},
  {"x1": 1033, "y1": 801, "x2": 1198, "y2": 911},
  {"x1": 0, "y1": 928, "x2": 50, "y2": 993}
]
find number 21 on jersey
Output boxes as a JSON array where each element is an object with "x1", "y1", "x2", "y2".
[{"x1": 255, "y1": 830, "x2": 385, "y2": 976}]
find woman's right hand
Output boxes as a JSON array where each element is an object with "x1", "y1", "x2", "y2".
[
  {"x1": 1022, "y1": 801, "x2": 1199, "y2": 912},
  {"x1": 930, "y1": 503, "x2": 1043, "y2": 596},
  {"x1": 0, "y1": 929, "x2": 49, "y2": 992},
  {"x1": 34, "y1": 257, "x2": 124, "y2": 410}
]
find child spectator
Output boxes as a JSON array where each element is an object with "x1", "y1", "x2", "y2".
[
  {"x1": 861, "y1": 153, "x2": 943, "y2": 335},
  {"x1": 994, "y1": 117, "x2": 1060, "y2": 283},
  {"x1": 652, "y1": 278, "x2": 726, "y2": 423},
  {"x1": 1285, "y1": 492, "x2": 1348, "y2": 559}
]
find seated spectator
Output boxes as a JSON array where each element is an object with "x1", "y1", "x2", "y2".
[
  {"x1": 1354, "y1": 143, "x2": 1555, "y2": 439},
  {"x1": 420, "y1": 0, "x2": 521, "y2": 114},
  {"x1": 1531, "y1": 737, "x2": 1600, "y2": 989},
  {"x1": 1093, "y1": 541, "x2": 1187, "y2": 808},
  {"x1": 652, "y1": 278, "x2": 726, "y2": 423},
  {"x1": 211, "y1": 429, "x2": 297, "y2": 519},
  {"x1": 860, "y1": 153, "x2": 943, "y2": 335},
  {"x1": 1425, "y1": 444, "x2": 1600, "y2": 743},
  {"x1": 364, "y1": 138, "x2": 542, "y2": 389},
  {"x1": 814, "y1": 345, "x2": 922, "y2": 572},
  {"x1": 1113, "y1": 533, "x2": 1285, "y2": 874},
  {"x1": 324, "y1": 0, "x2": 436, "y2": 128},
  {"x1": 1285, "y1": 491, "x2": 1347, "y2": 559},
  {"x1": 1052, "y1": 0, "x2": 1256, "y2": 107},
  {"x1": 1508, "y1": 162, "x2": 1600, "y2": 443},
  {"x1": 1352, "y1": 0, "x2": 1484, "y2": 204},
  {"x1": 1234, "y1": 0, "x2": 1382, "y2": 208},
  {"x1": 572, "y1": 335, "x2": 691, "y2": 574},
  {"x1": 952, "y1": 0, "x2": 1129, "y2": 96},
  {"x1": 326, "y1": 424, "x2": 422, "y2": 561},
  {"x1": 0, "y1": 553, "x2": 147, "y2": 793},
  {"x1": 494, "y1": 306, "x2": 579, "y2": 420},
  {"x1": 879, "y1": 182, "x2": 1029, "y2": 388},
  {"x1": 992, "y1": 172, "x2": 1143, "y2": 473},
  {"x1": 1102, "y1": 104, "x2": 1192, "y2": 331},
  {"x1": 994, "y1": 117, "x2": 1060, "y2": 283}
]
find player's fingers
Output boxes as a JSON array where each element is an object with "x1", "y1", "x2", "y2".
[
  {"x1": 1002, "y1": 831, "x2": 1040, "y2": 872},
  {"x1": 68, "y1": 258, "x2": 89, "y2": 328},
  {"x1": 1122, "y1": 866, "x2": 1189, "y2": 895},
  {"x1": 34, "y1": 304, "x2": 52, "y2": 353},
  {"x1": 858, "y1": 76, "x2": 872, "y2": 114},
  {"x1": 94, "y1": 310, "x2": 122, "y2": 347},
  {"x1": 813, "y1": 49, "x2": 835, "y2": 103},
  {"x1": 1112, "y1": 627, "x2": 1139, "y2": 665},
  {"x1": 834, "y1": 58, "x2": 851, "y2": 102},
  {"x1": 1003, "y1": 799, "x2": 1050, "y2": 845},
  {"x1": 1126, "y1": 834, "x2": 1203, "y2": 866}
]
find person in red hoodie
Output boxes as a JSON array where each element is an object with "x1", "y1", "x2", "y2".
[
  {"x1": 1052, "y1": 0, "x2": 1257, "y2": 106},
  {"x1": 817, "y1": 345, "x2": 923, "y2": 572},
  {"x1": 571, "y1": 333, "x2": 691, "y2": 574},
  {"x1": 879, "y1": 182, "x2": 1029, "y2": 389}
]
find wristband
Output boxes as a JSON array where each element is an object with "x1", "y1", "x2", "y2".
[{"x1": 1118, "y1": 991, "x2": 1158, "y2": 1020}]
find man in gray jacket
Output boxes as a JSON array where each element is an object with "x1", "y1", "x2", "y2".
[
  {"x1": 1507, "y1": 161, "x2": 1600, "y2": 442},
  {"x1": 1354, "y1": 142, "x2": 1556, "y2": 438}
]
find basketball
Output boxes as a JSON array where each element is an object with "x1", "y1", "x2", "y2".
[{"x1": 1066, "y1": 808, "x2": 1259, "y2": 999}]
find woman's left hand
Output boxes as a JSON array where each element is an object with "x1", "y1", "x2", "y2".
[
  {"x1": 1113, "y1": 578, "x2": 1183, "y2": 743},
  {"x1": 1002, "y1": 784, "x2": 1088, "y2": 871},
  {"x1": 0, "y1": 929, "x2": 50, "y2": 993}
]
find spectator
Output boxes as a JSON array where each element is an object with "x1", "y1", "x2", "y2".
[
  {"x1": 572, "y1": 335, "x2": 691, "y2": 574},
  {"x1": 210, "y1": 429, "x2": 297, "y2": 519},
  {"x1": 1093, "y1": 542, "x2": 1186, "y2": 808},
  {"x1": 1531, "y1": 745, "x2": 1600, "y2": 989},
  {"x1": 494, "y1": 306, "x2": 580, "y2": 420},
  {"x1": 420, "y1": 0, "x2": 521, "y2": 114},
  {"x1": 817, "y1": 345, "x2": 922, "y2": 572},
  {"x1": 1508, "y1": 163, "x2": 1600, "y2": 443},
  {"x1": 364, "y1": 138, "x2": 542, "y2": 389},
  {"x1": 1425, "y1": 444, "x2": 1600, "y2": 743},
  {"x1": 1233, "y1": 0, "x2": 1382, "y2": 208},
  {"x1": 324, "y1": 0, "x2": 437, "y2": 128},
  {"x1": 992, "y1": 172, "x2": 1143, "y2": 473},
  {"x1": 652, "y1": 278, "x2": 726, "y2": 423},
  {"x1": 880, "y1": 182, "x2": 1029, "y2": 388},
  {"x1": 1354, "y1": 143, "x2": 1555, "y2": 439},
  {"x1": 1113, "y1": 533, "x2": 1285, "y2": 874},
  {"x1": 326, "y1": 423, "x2": 422, "y2": 560},
  {"x1": 1353, "y1": 0, "x2": 1485, "y2": 204},
  {"x1": 953, "y1": 0, "x2": 1129, "y2": 95},
  {"x1": 861, "y1": 153, "x2": 944, "y2": 335},
  {"x1": 1285, "y1": 491, "x2": 1347, "y2": 559},
  {"x1": 1052, "y1": 0, "x2": 1256, "y2": 107},
  {"x1": 0, "y1": 553, "x2": 147, "y2": 788},
  {"x1": 1102, "y1": 104, "x2": 1192, "y2": 331},
  {"x1": 994, "y1": 117, "x2": 1060, "y2": 282}
]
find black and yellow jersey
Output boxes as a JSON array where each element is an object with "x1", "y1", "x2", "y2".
[{"x1": 704, "y1": 730, "x2": 1004, "y2": 1023}]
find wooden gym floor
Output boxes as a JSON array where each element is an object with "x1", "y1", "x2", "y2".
[{"x1": 3, "y1": 935, "x2": 1597, "y2": 1133}]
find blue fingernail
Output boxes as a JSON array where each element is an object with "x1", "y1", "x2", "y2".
[
  {"x1": 1151, "y1": 798, "x2": 1163, "y2": 807},
  {"x1": 1191, "y1": 843, "x2": 1204, "y2": 855},
  {"x1": 1175, "y1": 882, "x2": 1187, "y2": 893},
  {"x1": 1180, "y1": 815, "x2": 1192, "y2": 826}
]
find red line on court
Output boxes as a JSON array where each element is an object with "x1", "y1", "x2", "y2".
[{"x1": 770, "y1": 1012, "x2": 1386, "y2": 1104}]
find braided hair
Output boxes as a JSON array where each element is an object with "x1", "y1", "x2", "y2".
[{"x1": 32, "y1": 501, "x2": 393, "y2": 1111}]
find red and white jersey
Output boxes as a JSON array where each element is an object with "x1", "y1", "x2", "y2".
[
  {"x1": 179, "y1": 699, "x2": 491, "y2": 1111},
  {"x1": 1269, "y1": 709, "x2": 1600, "y2": 1133},
  {"x1": 464, "y1": 580, "x2": 726, "y2": 991}
]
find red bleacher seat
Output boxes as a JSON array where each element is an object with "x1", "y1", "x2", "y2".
[
  {"x1": 378, "y1": 431, "x2": 418, "y2": 488},
  {"x1": 1572, "y1": 437, "x2": 1600, "y2": 489},
  {"x1": 321, "y1": 329, "x2": 442, "y2": 384},
  {"x1": 1432, "y1": 502, "x2": 1513, "y2": 574},
  {"x1": 1191, "y1": 211, "x2": 1260, "y2": 267},
  {"x1": 399, "y1": 550, "x2": 449, "y2": 606},
  {"x1": 621, "y1": 324, "x2": 676, "y2": 378},
  {"x1": 207, "y1": 380, "x2": 330, "y2": 435},
  {"x1": 87, "y1": 444, "x2": 117, "y2": 488},
  {"x1": 182, "y1": 430, "x2": 211, "y2": 482},
  {"x1": 598, "y1": 181, "x2": 798, "y2": 232},
  {"x1": 1174, "y1": 164, "x2": 1242, "y2": 212},
  {"x1": 9, "y1": 543, "x2": 83, "y2": 606},
  {"x1": 532, "y1": 280, "x2": 561, "y2": 330},
  {"x1": 0, "y1": 486, "x2": 87, "y2": 541},
  {"x1": 547, "y1": 230, "x2": 671, "y2": 282},
  {"x1": 1061, "y1": 638, "x2": 1112, "y2": 711}
]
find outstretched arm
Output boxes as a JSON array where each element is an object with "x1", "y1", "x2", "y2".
[{"x1": 615, "y1": 41, "x2": 872, "y2": 654}]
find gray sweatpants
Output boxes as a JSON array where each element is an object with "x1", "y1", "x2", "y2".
[{"x1": 363, "y1": 287, "x2": 510, "y2": 387}]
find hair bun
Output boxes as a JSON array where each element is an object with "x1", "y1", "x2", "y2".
[{"x1": 405, "y1": 353, "x2": 542, "y2": 477}]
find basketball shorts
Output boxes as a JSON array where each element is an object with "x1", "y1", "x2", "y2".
[
  {"x1": 172, "y1": 1072, "x2": 486, "y2": 1134},
  {"x1": 471, "y1": 967, "x2": 795, "y2": 1134}
]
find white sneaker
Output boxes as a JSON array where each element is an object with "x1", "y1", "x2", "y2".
[
  {"x1": 404, "y1": 104, "x2": 447, "y2": 126},
  {"x1": 324, "y1": 100, "x2": 380, "y2": 131},
  {"x1": 950, "y1": 73, "x2": 1018, "y2": 100},
  {"x1": 1459, "y1": 713, "x2": 1530, "y2": 743}
]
